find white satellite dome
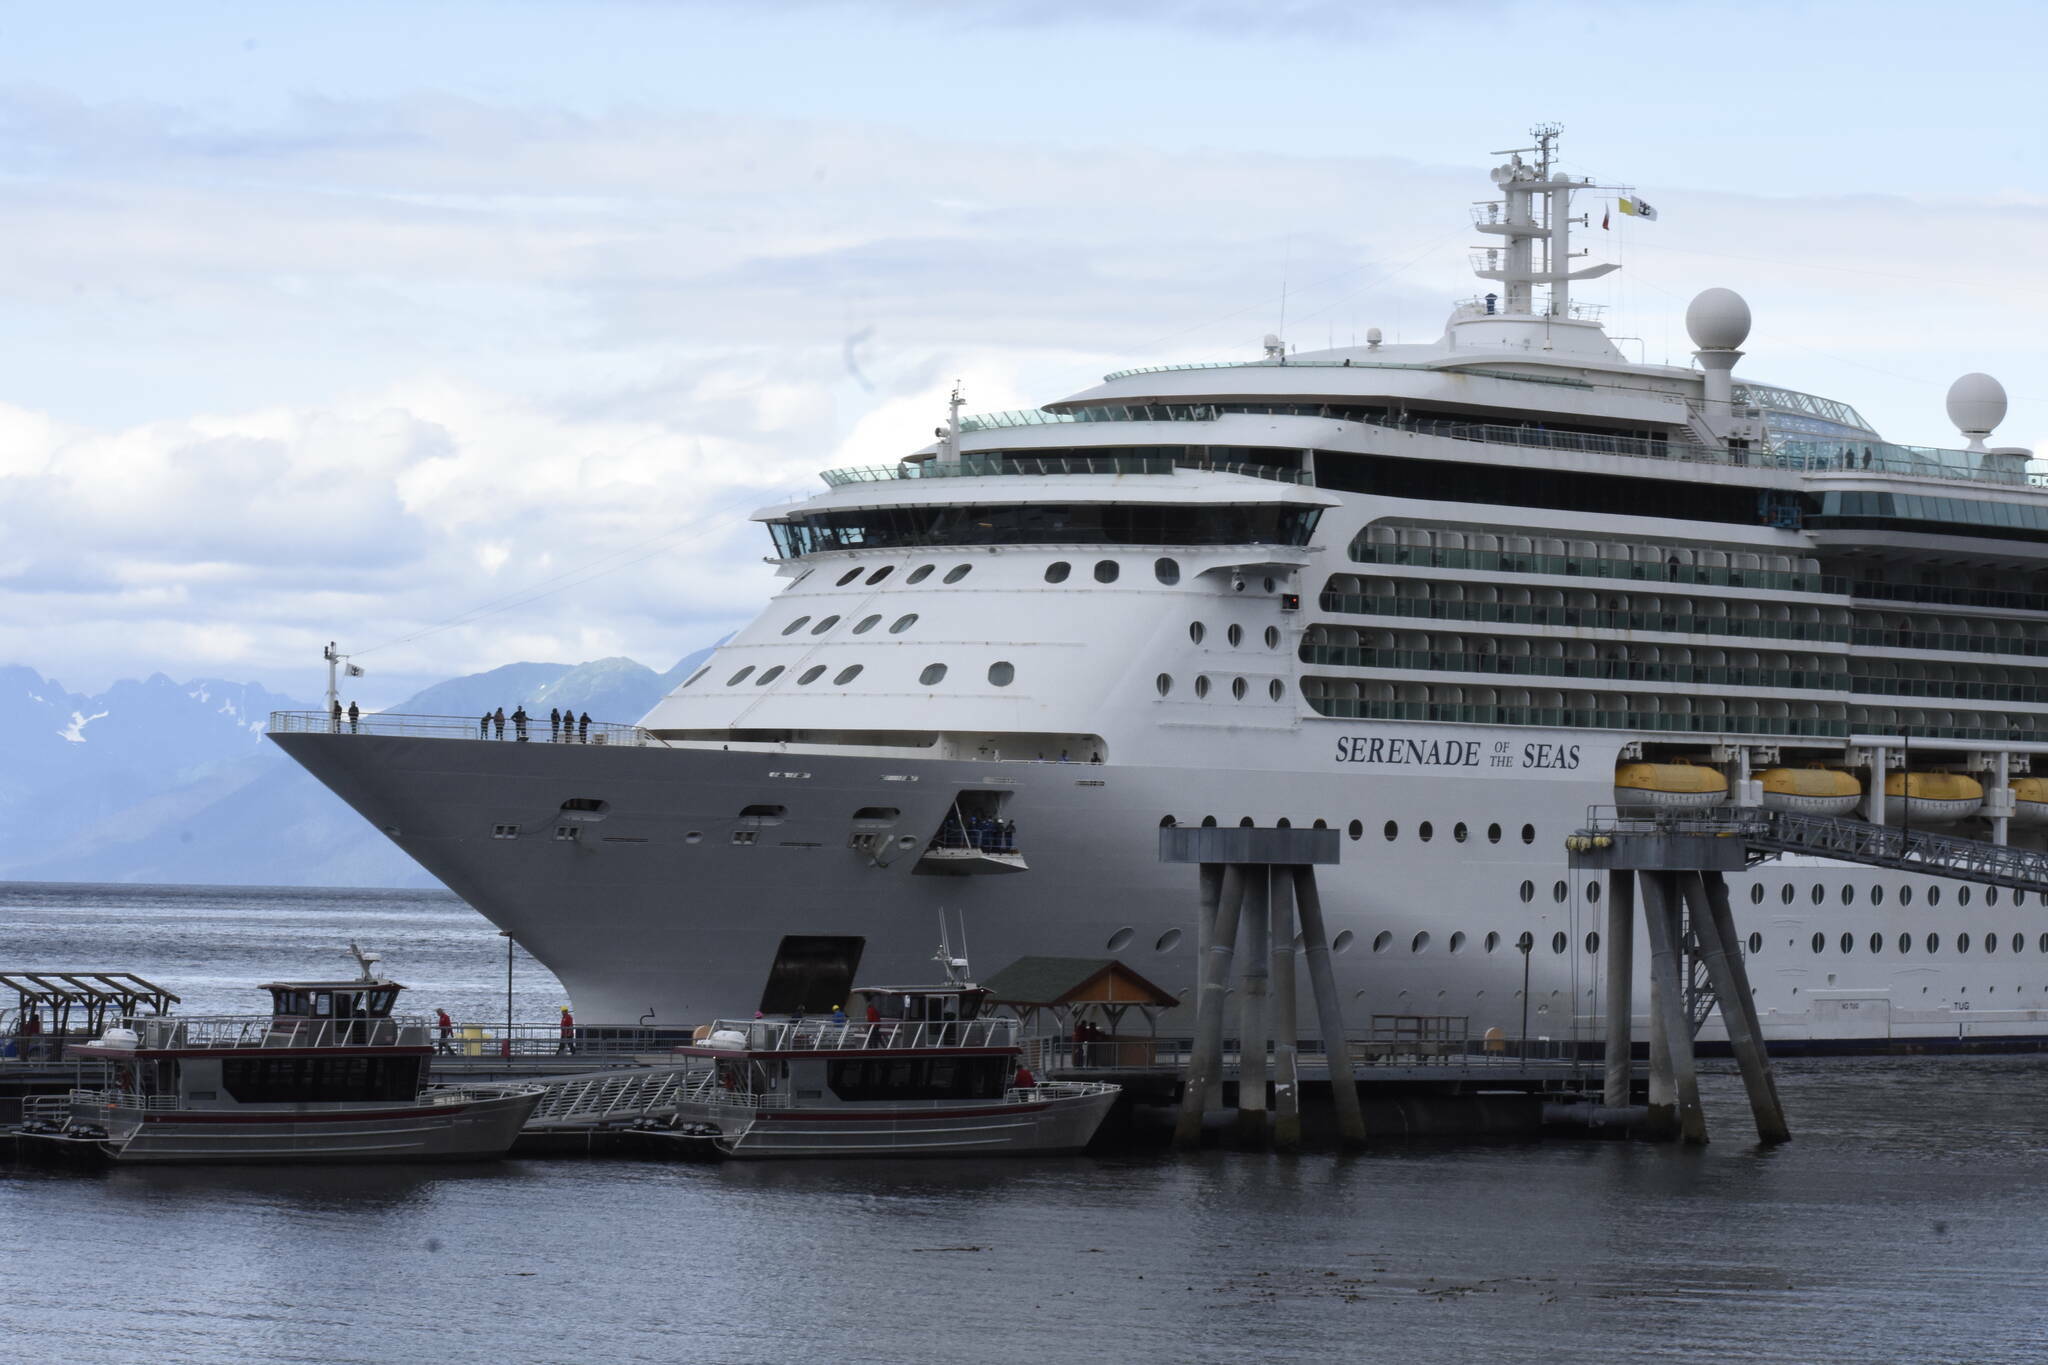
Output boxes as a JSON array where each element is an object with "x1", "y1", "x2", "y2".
[
  {"x1": 1946, "y1": 372, "x2": 2007, "y2": 436},
  {"x1": 1685, "y1": 288, "x2": 1751, "y2": 351}
]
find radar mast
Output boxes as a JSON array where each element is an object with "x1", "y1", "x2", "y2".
[{"x1": 1472, "y1": 123, "x2": 1617, "y2": 319}]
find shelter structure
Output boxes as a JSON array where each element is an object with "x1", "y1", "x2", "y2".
[
  {"x1": 2, "y1": 971, "x2": 180, "y2": 1058},
  {"x1": 980, "y1": 957, "x2": 1178, "y2": 1063}
]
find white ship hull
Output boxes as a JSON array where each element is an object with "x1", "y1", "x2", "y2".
[{"x1": 274, "y1": 727, "x2": 2048, "y2": 1050}]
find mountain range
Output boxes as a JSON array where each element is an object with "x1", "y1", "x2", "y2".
[{"x1": 0, "y1": 646, "x2": 715, "y2": 888}]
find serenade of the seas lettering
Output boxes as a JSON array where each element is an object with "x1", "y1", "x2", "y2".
[{"x1": 1334, "y1": 734, "x2": 1582, "y2": 771}]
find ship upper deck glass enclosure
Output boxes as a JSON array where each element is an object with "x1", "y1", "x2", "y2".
[{"x1": 767, "y1": 502, "x2": 1322, "y2": 556}]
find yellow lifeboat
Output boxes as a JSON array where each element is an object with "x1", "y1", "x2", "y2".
[
  {"x1": 2008, "y1": 776, "x2": 2048, "y2": 828},
  {"x1": 1759, "y1": 766, "x2": 1862, "y2": 817},
  {"x1": 1883, "y1": 771, "x2": 1983, "y2": 824},
  {"x1": 1614, "y1": 761, "x2": 1728, "y2": 812}
]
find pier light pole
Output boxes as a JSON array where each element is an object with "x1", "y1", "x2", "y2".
[
  {"x1": 500, "y1": 930, "x2": 515, "y2": 1059},
  {"x1": 1517, "y1": 932, "x2": 1534, "y2": 1061}
]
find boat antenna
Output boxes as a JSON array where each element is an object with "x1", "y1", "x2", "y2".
[
  {"x1": 345, "y1": 941, "x2": 382, "y2": 983},
  {"x1": 933, "y1": 911, "x2": 973, "y2": 986}
]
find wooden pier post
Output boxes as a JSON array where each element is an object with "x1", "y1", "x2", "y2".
[
  {"x1": 1235, "y1": 868, "x2": 1271, "y2": 1146},
  {"x1": 1293, "y1": 866, "x2": 1367, "y2": 1147},
  {"x1": 1690, "y1": 871, "x2": 1790, "y2": 1144},
  {"x1": 1639, "y1": 871, "x2": 1708, "y2": 1145},
  {"x1": 1269, "y1": 867, "x2": 1302, "y2": 1152},
  {"x1": 1175, "y1": 866, "x2": 1245, "y2": 1149},
  {"x1": 1602, "y1": 869, "x2": 1635, "y2": 1110}
]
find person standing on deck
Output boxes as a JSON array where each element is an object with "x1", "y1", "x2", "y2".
[
  {"x1": 492, "y1": 707, "x2": 505, "y2": 739},
  {"x1": 436, "y1": 1008, "x2": 454, "y2": 1055},
  {"x1": 578, "y1": 712, "x2": 591, "y2": 743},
  {"x1": 346, "y1": 701, "x2": 360, "y2": 734},
  {"x1": 331, "y1": 699, "x2": 342, "y2": 733},
  {"x1": 512, "y1": 706, "x2": 529, "y2": 741},
  {"x1": 549, "y1": 707, "x2": 561, "y2": 741},
  {"x1": 557, "y1": 1006, "x2": 575, "y2": 1053},
  {"x1": 479, "y1": 712, "x2": 490, "y2": 739}
]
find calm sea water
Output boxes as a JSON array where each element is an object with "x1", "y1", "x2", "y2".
[{"x1": 6, "y1": 882, "x2": 2048, "y2": 1364}]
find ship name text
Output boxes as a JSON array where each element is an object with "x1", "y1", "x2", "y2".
[{"x1": 1333, "y1": 735, "x2": 1581, "y2": 771}]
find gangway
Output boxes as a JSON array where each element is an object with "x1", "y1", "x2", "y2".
[
  {"x1": 1570, "y1": 806, "x2": 2048, "y2": 894},
  {"x1": 520, "y1": 1064, "x2": 704, "y2": 1131}
]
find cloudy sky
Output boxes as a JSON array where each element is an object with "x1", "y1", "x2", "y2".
[{"x1": 4, "y1": 0, "x2": 2044, "y2": 704}]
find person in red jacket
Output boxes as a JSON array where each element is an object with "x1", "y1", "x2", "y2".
[
  {"x1": 435, "y1": 1008, "x2": 454, "y2": 1054},
  {"x1": 557, "y1": 1006, "x2": 575, "y2": 1054},
  {"x1": 1012, "y1": 1062, "x2": 1036, "y2": 1090}
]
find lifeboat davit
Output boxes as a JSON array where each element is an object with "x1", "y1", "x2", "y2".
[
  {"x1": 1883, "y1": 771, "x2": 1983, "y2": 824},
  {"x1": 1759, "y1": 766, "x2": 1862, "y2": 817},
  {"x1": 2007, "y1": 777, "x2": 2048, "y2": 828},
  {"x1": 1614, "y1": 761, "x2": 1728, "y2": 812}
]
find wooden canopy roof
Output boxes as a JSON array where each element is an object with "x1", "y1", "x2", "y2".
[{"x1": 979, "y1": 957, "x2": 1178, "y2": 1010}]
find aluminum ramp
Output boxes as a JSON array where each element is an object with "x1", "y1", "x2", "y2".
[{"x1": 521, "y1": 1065, "x2": 702, "y2": 1131}]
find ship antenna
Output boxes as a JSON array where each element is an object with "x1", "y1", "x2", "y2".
[{"x1": 345, "y1": 941, "x2": 382, "y2": 983}]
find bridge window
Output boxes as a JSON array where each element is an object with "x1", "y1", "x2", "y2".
[
  {"x1": 767, "y1": 502, "x2": 1322, "y2": 556},
  {"x1": 1045, "y1": 562, "x2": 1071, "y2": 583}
]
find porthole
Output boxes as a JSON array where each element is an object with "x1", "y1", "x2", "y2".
[
  {"x1": 1449, "y1": 931, "x2": 1467, "y2": 954},
  {"x1": 1811, "y1": 933, "x2": 1825, "y2": 954},
  {"x1": 1264, "y1": 626, "x2": 1280, "y2": 650},
  {"x1": 1484, "y1": 932, "x2": 1501, "y2": 953},
  {"x1": 944, "y1": 564, "x2": 972, "y2": 584},
  {"x1": 1957, "y1": 931, "x2": 1973, "y2": 953},
  {"x1": 1810, "y1": 884, "x2": 1825, "y2": 906},
  {"x1": 1986, "y1": 932, "x2": 1998, "y2": 955},
  {"x1": 726, "y1": 666, "x2": 756, "y2": 686},
  {"x1": 1159, "y1": 815, "x2": 1176, "y2": 829},
  {"x1": 1156, "y1": 673, "x2": 1173, "y2": 697},
  {"x1": 1748, "y1": 931, "x2": 1763, "y2": 954},
  {"x1": 810, "y1": 615, "x2": 841, "y2": 634},
  {"x1": 1958, "y1": 886, "x2": 1972, "y2": 907},
  {"x1": 782, "y1": 616, "x2": 811, "y2": 635},
  {"x1": 1585, "y1": 931, "x2": 1601, "y2": 954},
  {"x1": 1840, "y1": 884, "x2": 1854, "y2": 906},
  {"x1": 1780, "y1": 884, "x2": 1795, "y2": 905},
  {"x1": 1519, "y1": 880, "x2": 1535, "y2": 904},
  {"x1": 1587, "y1": 881, "x2": 1600, "y2": 904},
  {"x1": 918, "y1": 663, "x2": 948, "y2": 686},
  {"x1": 1900, "y1": 932, "x2": 1912, "y2": 954},
  {"x1": 1189, "y1": 621, "x2": 1206, "y2": 644},
  {"x1": 987, "y1": 661, "x2": 1015, "y2": 687},
  {"x1": 1200, "y1": 816, "x2": 1217, "y2": 827},
  {"x1": 1551, "y1": 931, "x2": 1567, "y2": 954},
  {"x1": 1348, "y1": 820, "x2": 1363, "y2": 840},
  {"x1": 1520, "y1": 824, "x2": 1535, "y2": 845},
  {"x1": 2015, "y1": 932, "x2": 2025, "y2": 953},
  {"x1": 1155, "y1": 928, "x2": 1183, "y2": 953},
  {"x1": 1268, "y1": 679, "x2": 1284, "y2": 702},
  {"x1": 1411, "y1": 932, "x2": 1431, "y2": 954},
  {"x1": 836, "y1": 568, "x2": 863, "y2": 586},
  {"x1": 1154, "y1": 557, "x2": 1180, "y2": 585},
  {"x1": 832, "y1": 665, "x2": 863, "y2": 685},
  {"x1": 2040, "y1": 933, "x2": 2048, "y2": 954},
  {"x1": 1106, "y1": 927, "x2": 1135, "y2": 952},
  {"x1": 2015, "y1": 891, "x2": 2029, "y2": 908},
  {"x1": 889, "y1": 613, "x2": 918, "y2": 634},
  {"x1": 1750, "y1": 884, "x2": 1765, "y2": 905},
  {"x1": 1928, "y1": 886, "x2": 1942, "y2": 907},
  {"x1": 1383, "y1": 820, "x2": 1398, "y2": 841},
  {"x1": 1487, "y1": 823, "x2": 1502, "y2": 844},
  {"x1": 1900, "y1": 886, "x2": 1914, "y2": 907},
  {"x1": 1232, "y1": 577, "x2": 1246, "y2": 593},
  {"x1": 682, "y1": 666, "x2": 710, "y2": 688},
  {"x1": 1372, "y1": 931, "x2": 1393, "y2": 953},
  {"x1": 852, "y1": 614, "x2": 881, "y2": 634},
  {"x1": 1870, "y1": 932, "x2": 1883, "y2": 954},
  {"x1": 1419, "y1": 821, "x2": 1434, "y2": 842},
  {"x1": 1871, "y1": 885, "x2": 1885, "y2": 906},
  {"x1": 1332, "y1": 930, "x2": 1355, "y2": 954},
  {"x1": 797, "y1": 665, "x2": 826, "y2": 685},
  {"x1": 1927, "y1": 932, "x2": 1941, "y2": 953},
  {"x1": 1987, "y1": 888, "x2": 2000, "y2": 907},
  {"x1": 865, "y1": 566, "x2": 894, "y2": 585},
  {"x1": 1231, "y1": 677, "x2": 1247, "y2": 700},
  {"x1": 906, "y1": 564, "x2": 934, "y2": 584},
  {"x1": 1840, "y1": 932, "x2": 1854, "y2": 953},
  {"x1": 1453, "y1": 822, "x2": 1468, "y2": 843},
  {"x1": 1194, "y1": 675, "x2": 1211, "y2": 699},
  {"x1": 1045, "y1": 562, "x2": 1071, "y2": 584},
  {"x1": 756, "y1": 665, "x2": 785, "y2": 685},
  {"x1": 1092, "y1": 560, "x2": 1119, "y2": 584},
  {"x1": 1227, "y1": 624, "x2": 1244, "y2": 647},
  {"x1": 1553, "y1": 880, "x2": 1568, "y2": 903}
]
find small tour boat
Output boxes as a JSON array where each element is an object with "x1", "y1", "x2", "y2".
[
  {"x1": 637, "y1": 953, "x2": 1117, "y2": 1159},
  {"x1": 13, "y1": 946, "x2": 543, "y2": 1165}
]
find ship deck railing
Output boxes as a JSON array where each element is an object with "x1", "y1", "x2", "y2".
[
  {"x1": 696, "y1": 1017, "x2": 1020, "y2": 1053},
  {"x1": 267, "y1": 710, "x2": 651, "y2": 745},
  {"x1": 819, "y1": 453, "x2": 1310, "y2": 485},
  {"x1": 89, "y1": 1014, "x2": 438, "y2": 1052}
]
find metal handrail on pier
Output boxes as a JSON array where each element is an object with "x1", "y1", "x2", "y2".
[{"x1": 699, "y1": 1017, "x2": 1018, "y2": 1051}]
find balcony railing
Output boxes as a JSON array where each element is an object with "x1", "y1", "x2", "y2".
[
  {"x1": 268, "y1": 710, "x2": 652, "y2": 746},
  {"x1": 819, "y1": 453, "x2": 1308, "y2": 486}
]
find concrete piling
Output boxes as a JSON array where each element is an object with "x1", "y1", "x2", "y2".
[
  {"x1": 1174, "y1": 866, "x2": 1245, "y2": 1149},
  {"x1": 1602, "y1": 869, "x2": 1635, "y2": 1110},
  {"x1": 1234, "y1": 869, "x2": 1271, "y2": 1147},
  {"x1": 1293, "y1": 867, "x2": 1367, "y2": 1147},
  {"x1": 1269, "y1": 868, "x2": 1302, "y2": 1152},
  {"x1": 1638, "y1": 871, "x2": 1708, "y2": 1145},
  {"x1": 1690, "y1": 872, "x2": 1790, "y2": 1144}
]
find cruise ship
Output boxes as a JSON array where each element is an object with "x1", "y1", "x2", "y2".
[{"x1": 274, "y1": 129, "x2": 2048, "y2": 1050}]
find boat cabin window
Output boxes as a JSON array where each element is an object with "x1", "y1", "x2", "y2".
[
  {"x1": 827, "y1": 1056, "x2": 1009, "y2": 1102},
  {"x1": 860, "y1": 989, "x2": 987, "y2": 1022},
  {"x1": 220, "y1": 1055, "x2": 425, "y2": 1104},
  {"x1": 268, "y1": 987, "x2": 400, "y2": 1019}
]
